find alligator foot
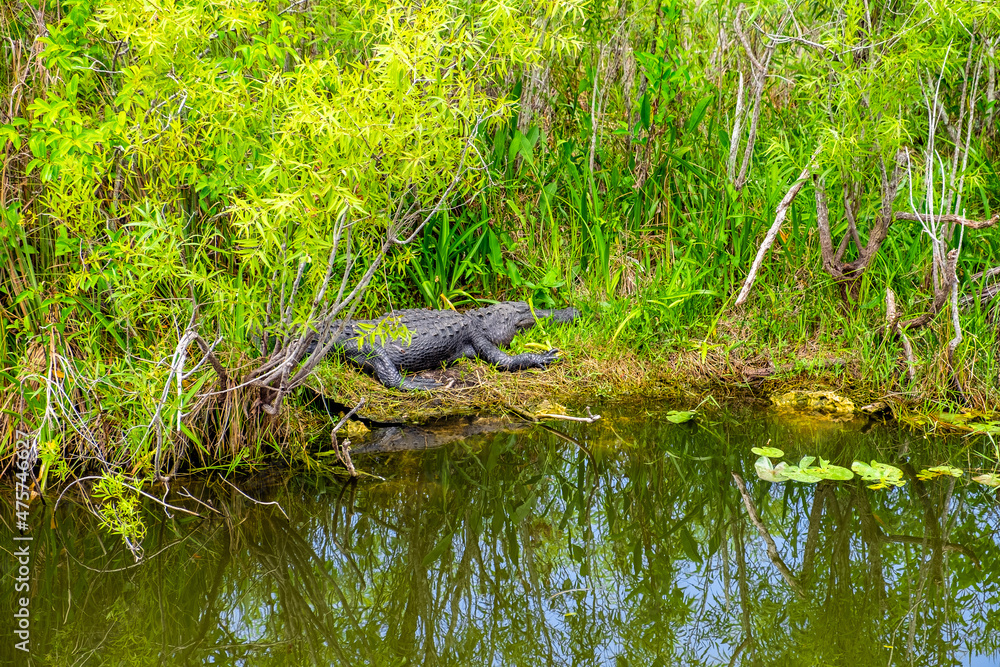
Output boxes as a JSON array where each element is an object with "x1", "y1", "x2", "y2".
[{"x1": 398, "y1": 376, "x2": 444, "y2": 391}]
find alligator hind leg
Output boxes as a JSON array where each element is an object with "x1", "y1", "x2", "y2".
[{"x1": 345, "y1": 348, "x2": 441, "y2": 391}]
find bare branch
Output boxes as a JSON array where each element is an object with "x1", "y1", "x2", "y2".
[
  {"x1": 734, "y1": 147, "x2": 820, "y2": 306},
  {"x1": 900, "y1": 249, "x2": 959, "y2": 331},
  {"x1": 894, "y1": 211, "x2": 998, "y2": 230}
]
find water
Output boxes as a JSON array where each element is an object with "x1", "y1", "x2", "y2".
[{"x1": 3, "y1": 403, "x2": 999, "y2": 665}]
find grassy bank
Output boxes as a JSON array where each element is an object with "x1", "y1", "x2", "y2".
[{"x1": 306, "y1": 291, "x2": 998, "y2": 427}]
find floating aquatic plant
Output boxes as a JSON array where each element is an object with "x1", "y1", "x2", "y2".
[
  {"x1": 664, "y1": 410, "x2": 697, "y2": 424},
  {"x1": 751, "y1": 446, "x2": 784, "y2": 458},
  {"x1": 754, "y1": 457, "x2": 789, "y2": 483},
  {"x1": 851, "y1": 461, "x2": 906, "y2": 489},
  {"x1": 916, "y1": 465, "x2": 964, "y2": 481},
  {"x1": 972, "y1": 473, "x2": 1000, "y2": 488},
  {"x1": 749, "y1": 448, "x2": 989, "y2": 492},
  {"x1": 753, "y1": 454, "x2": 853, "y2": 483},
  {"x1": 801, "y1": 458, "x2": 854, "y2": 481}
]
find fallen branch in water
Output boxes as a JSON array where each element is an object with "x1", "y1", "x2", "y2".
[
  {"x1": 176, "y1": 487, "x2": 223, "y2": 515},
  {"x1": 534, "y1": 411, "x2": 601, "y2": 423}
]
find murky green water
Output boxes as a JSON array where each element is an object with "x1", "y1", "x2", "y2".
[{"x1": 3, "y1": 403, "x2": 1000, "y2": 665}]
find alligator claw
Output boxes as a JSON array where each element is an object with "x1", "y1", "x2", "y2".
[{"x1": 541, "y1": 349, "x2": 560, "y2": 365}]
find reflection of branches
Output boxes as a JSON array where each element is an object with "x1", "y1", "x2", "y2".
[
  {"x1": 48, "y1": 494, "x2": 214, "y2": 577},
  {"x1": 537, "y1": 423, "x2": 598, "y2": 471},
  {"x1": 732, "y1": 518, "x2": 754, "y2": 661},
  {"x1": 854, "y1": 488, "x2": 887, "y2": 610},
  {"x1": 219, "y1": 476, "x2": 288, "y2": 520},
  {"x1": 176, "y1": 525, "x2": 233, "y2": 661},
  {"x1": 878, "y1": 533, "x2": 980, "y2": 569},
  {"x1": 731, "y1": 473, "x2": 806, "y2": 599}
]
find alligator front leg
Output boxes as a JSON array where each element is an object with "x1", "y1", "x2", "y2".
[{"x1": 471, "y1": 334, "x2": 560, "y2": 371}]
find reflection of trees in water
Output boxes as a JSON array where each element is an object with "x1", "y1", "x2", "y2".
[
  {"x1": 725, "y1": 456, "x2": 998, "y2": 666},
  {"x1": 17, "y1": 411, "x2": 1000, "y2": 665}
]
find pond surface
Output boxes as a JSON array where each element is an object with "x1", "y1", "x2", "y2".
[{"x1": 3, "y1": 403, "x2": 1000, "y2": 666}]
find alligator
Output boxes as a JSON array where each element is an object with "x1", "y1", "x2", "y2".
[{"x1": 309, "y1": 301, "x2": 580, "y2": 390}]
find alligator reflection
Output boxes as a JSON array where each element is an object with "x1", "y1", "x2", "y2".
[{"x1": 6, "y1": 406, "x2": 1000, "y2": 665}]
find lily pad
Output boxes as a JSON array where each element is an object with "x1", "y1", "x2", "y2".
[
  {"x1": 852, "y1": 461, "x2": 906, "y2": 489},
  {"x1": 665, "y1": 410, "x2": 697, "y2": 424},
  {"x1": 751, "y1": 446, "x2": 785, "y2": 458},
  {"x1": 916, "y1": 465, "x2": 964, "y2": 481},
  {"x1": 972, "y1": 473, "x2": 1000, "y2": 488},
  {"x1": 782, "y1": 467, "x2": 823, "y2": 483},
  {"x1": 935, "y1": 411, "x2": 975, "y2": 424},
  {"x1": 805, "y1": 458, "x2": 854, "y2": 481},
  {"x1": 755, "y1": 457, "x2": 789, "y2": 483}
]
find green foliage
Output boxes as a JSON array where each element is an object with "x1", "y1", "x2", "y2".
[
  {"x1": 406, "y1": 211, "x2": 489, "y2": 307},
  {"x1": 2, "y1": 0, "x2": 589, "y2": 513},
  {"x1": 92, "y1": 474, "x2": 147, "y2": 556}
]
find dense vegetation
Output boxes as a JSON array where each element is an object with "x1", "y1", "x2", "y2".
[{"x1": 2, "y1": 0, "x2": 999, "y2": 496}]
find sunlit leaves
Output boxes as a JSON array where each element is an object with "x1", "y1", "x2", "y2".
[{"x1": 751, "y1": 446, "x2": 784, "y2": 458}]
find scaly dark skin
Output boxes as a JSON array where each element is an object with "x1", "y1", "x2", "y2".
[{"x1": 309, "y1": 301, "x2": 580, "y2": 390}]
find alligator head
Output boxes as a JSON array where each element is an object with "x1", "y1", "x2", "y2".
[{"x1": 469, "y1": 301, "x2": 580, "y2": 347}]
